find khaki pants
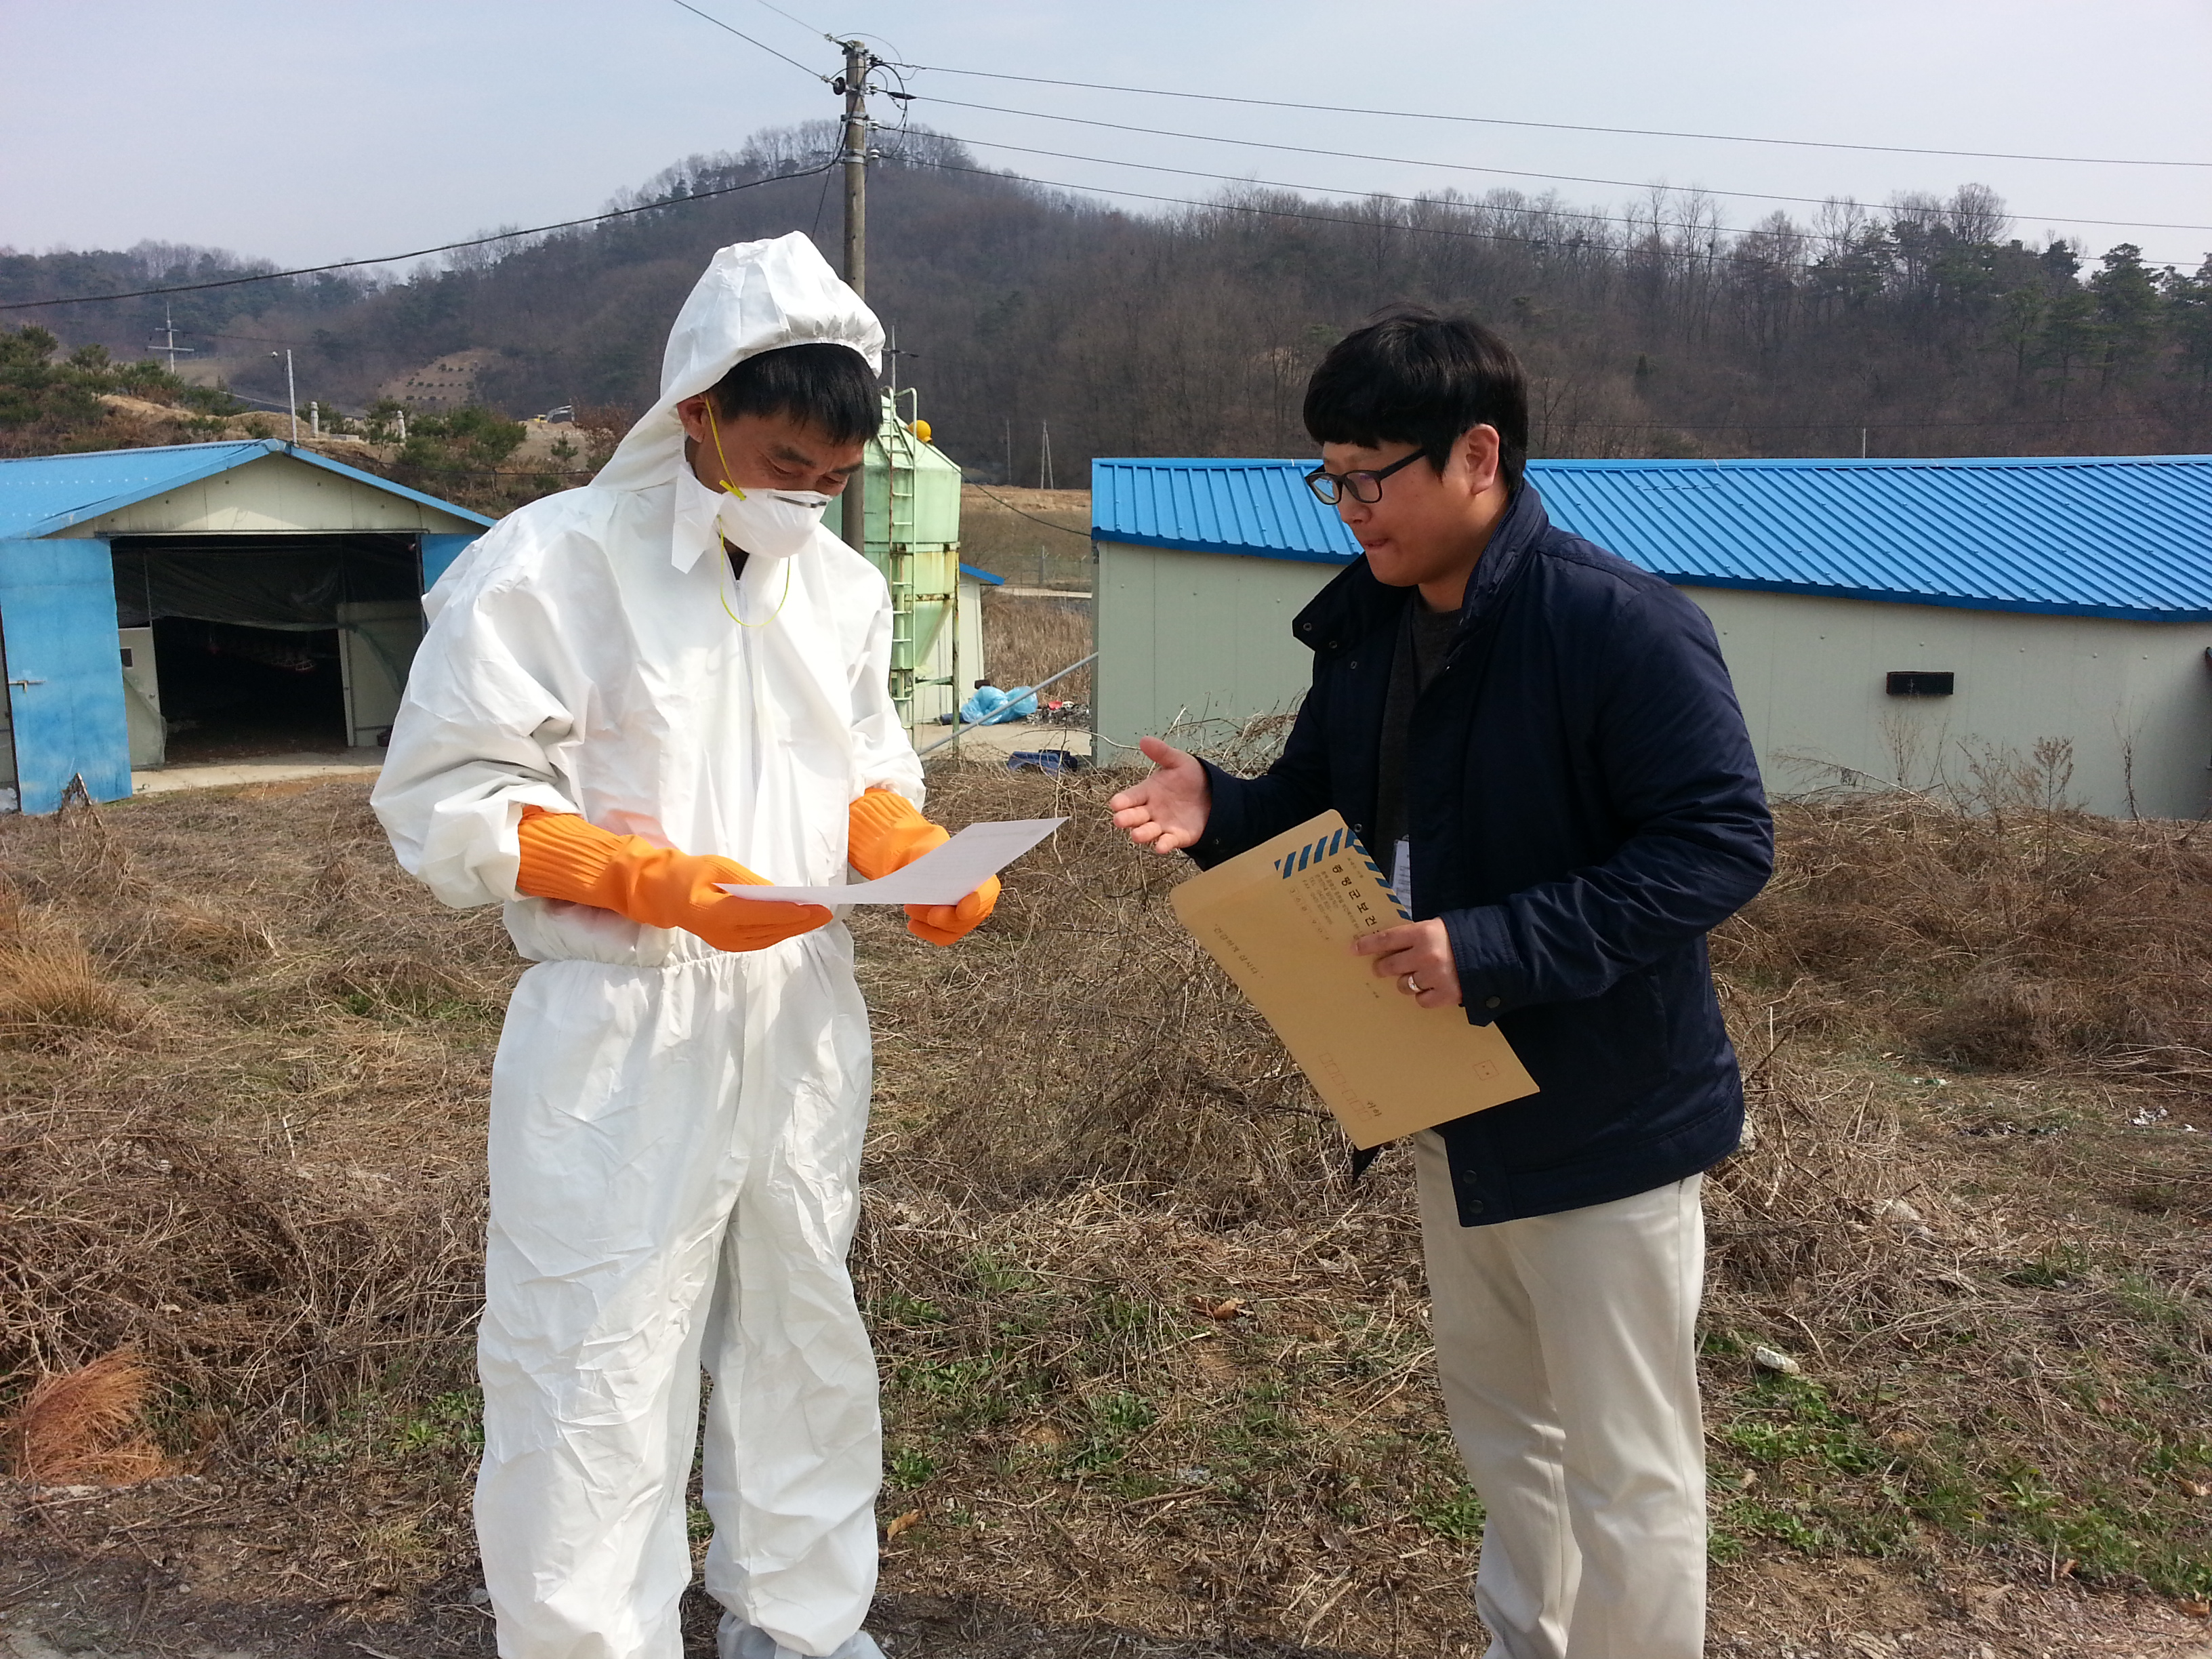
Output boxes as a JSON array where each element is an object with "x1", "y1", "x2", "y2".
[{"x1": 1414, "y1": 1133, "x2": 1707, "y2": 1659}]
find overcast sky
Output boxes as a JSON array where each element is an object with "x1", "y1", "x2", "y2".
[{"x1": 5, "y1": 0, "x2": 2210, "y2": 276}]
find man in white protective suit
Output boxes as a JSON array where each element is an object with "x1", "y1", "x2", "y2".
[{"x1": 372, "y1": 233, "x2": 998, "y2": 1659}]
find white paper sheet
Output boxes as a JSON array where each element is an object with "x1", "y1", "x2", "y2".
[{"x1": 718, "y1": 817, "x2": 1066, "y2": 905}]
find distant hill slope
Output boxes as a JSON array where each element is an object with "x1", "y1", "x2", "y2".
[{"x1": 12, "y1": 125, "x2": 2212, "y2": 480}]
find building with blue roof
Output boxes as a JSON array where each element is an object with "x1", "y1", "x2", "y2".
[
  {"x1": 1092, "y1": 454, "x2": 2212, "y2": 818},
  {"x1": 0, "y1": 441, "x2": 488, "y2": 813}
]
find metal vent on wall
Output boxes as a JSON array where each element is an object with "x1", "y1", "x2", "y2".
[{"x1": 1885, "y1": 671, "x2": 1955, "y2": 697}]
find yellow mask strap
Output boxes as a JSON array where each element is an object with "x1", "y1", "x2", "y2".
[
  {"x1": 703, "y1": 394, "x2": 747, "y2": 499},
  {"x1": 700, "y1": 394, "x2": 791, "y2": 629},
  {"x1": 717, "y1": 548, "x2": 793, "y2": 630}
]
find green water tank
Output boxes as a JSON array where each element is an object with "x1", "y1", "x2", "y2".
[{"x1": 836, "y1": 393, "x2": 968, "y2": 733}]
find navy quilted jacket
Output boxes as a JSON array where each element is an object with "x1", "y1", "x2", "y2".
[{"x1": 1189, "y1": 483, "x2": 1773, "y2": 1225}]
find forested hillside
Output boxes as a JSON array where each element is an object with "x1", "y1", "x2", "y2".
[{"x1": 7, "y1": 123, "x2": 2211, "y2": 480}]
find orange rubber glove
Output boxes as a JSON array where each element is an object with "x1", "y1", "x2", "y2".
[
  {"x1": 846, "y1": 786, "x2": 999, "y2": 946},
  {"x1": 515, "y1": 806, "x2": 830, "y2": 953}
]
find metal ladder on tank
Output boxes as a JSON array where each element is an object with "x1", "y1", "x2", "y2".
[
  {"x1": 883, "y1": 409, "x2": 920, "y2": 731},
  {"x1": 887, "y1": 390, "x2": 956, "y2": 737}
]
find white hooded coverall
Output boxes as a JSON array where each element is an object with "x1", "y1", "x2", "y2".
[{"x1": 372, "y1": 234, "x2": 919, "y2": 1659}]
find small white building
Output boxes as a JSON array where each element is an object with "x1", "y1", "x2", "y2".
[{"x1": 1091, "y1": 455, "x2": 2212, "y2": 819}]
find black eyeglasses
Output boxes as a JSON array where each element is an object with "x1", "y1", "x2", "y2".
[{"x1": 1304, "y1": 449, "x2": 1425, "y2": 506}]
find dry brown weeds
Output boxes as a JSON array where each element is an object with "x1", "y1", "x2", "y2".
[
  {"x1": 0, "y1": 784, "x2": 501, "y2": 1456},
  {"x1": 981, "y1": 590, "x2": 1092, "y2": 708},
  {"x1": 0, "y1": 877, "x2": 133, "y2": 1046},
  {"x1": 0, "y1": 773, "x2": 2207, "y2": 1651},
  {"x1": 844, "y1": 769, "x2": 2212, "y2": 1642},
  {"x1": 1722, "y1": 796, "x2": 2212, "y2": 1078}
]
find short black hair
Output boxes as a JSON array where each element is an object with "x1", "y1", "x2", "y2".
[
  {"x1": 1303, "y1": 306, "x2": 1528, "y2": 492},
  {"x1": 704, "y1": 342, "x2": 878, "y2": 446}
]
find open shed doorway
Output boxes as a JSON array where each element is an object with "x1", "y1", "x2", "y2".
[{"x1": 110, "y1": 534, "x2": 424, "y2": 769}]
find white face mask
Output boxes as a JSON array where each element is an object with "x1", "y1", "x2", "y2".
[{"x1": 712, "y1": 483, "x2": 833, "y2": 565}]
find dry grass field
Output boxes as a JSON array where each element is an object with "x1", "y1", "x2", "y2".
[
  {"x1": 978, "y1": 588, "x2": 1092, "y2": 708},
  {"x1": 956, "y1": 487, "x2": 1092, "y2": 594},
  {"x1": 3, "y1": 761, "x2": 2211, "y2": 1658}
]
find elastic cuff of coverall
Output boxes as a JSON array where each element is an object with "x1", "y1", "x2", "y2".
[
  {"x1": 1442, "y1": 904, "x2": 1527, "y2": 1025},
  {"x1": 513, "y1": 806, "x2": 626, "y2": 905},
  {"x1": 857, "y1": 775, "x2": 924, "y2": 810},
  {"x1": 847, "y1": 788, "x2": 946, "y2": 881},
  {"x1": 1185, "y1": 760, "x2": 1242, "y2": 870}
]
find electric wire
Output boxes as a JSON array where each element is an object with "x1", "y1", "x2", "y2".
[
  {"x1": 922, "y1": 129, "x2": 2207, "y2": 271},
  {"x1": 904, "y1": 153, "x2": 2201, "y2": 283},
  {"x1": 1569, "y1": 411, "x2": 2194, "y2": 433},
  {"x1": 967, "y1": 483, "x2": 1090, "y2": 537},
  {"x1": 18, "y1": 23, "x2": 2198, "y2": 321},
  {"x1": 741, "y1": 0, "x2": 836, "y2": 43},
  {"x1": 906, "y1": 64, "x2": 2212, "y2": 171},
  {"x1": 911, "y1": 95, "x2": 2212, "y2": 237},
  {"x1": 15, "y1": 9, "x2": 2204, "y2": 430},
  {"x1": 676, "y1": 0, "x2": 907, "y2": 82},
  {"x1": 933, "y1": 131, "x2": 1850, "y2": 246},
  {"x1": 0, "y1": 157, "x2": 840, "y2": 312},
  {"x1": 665, "y1": 0, "x2": 828, "y2": 79}
]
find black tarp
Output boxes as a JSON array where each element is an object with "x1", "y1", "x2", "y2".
[{"x1": 110, "y1": 534, "x2": 418, "y2": 630}]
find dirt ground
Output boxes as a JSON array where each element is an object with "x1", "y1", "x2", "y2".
[
  {"x1": 3, "y1": 771, "x2": 2210, "y2": 1657},
  {"x1": 5, "y1": 1487, "x2": 2210, "y2": 1658}
]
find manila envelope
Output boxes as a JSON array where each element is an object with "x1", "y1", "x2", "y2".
[{"x1": 1170, "y1": 810, "x2": 1537, "y2": 1149}]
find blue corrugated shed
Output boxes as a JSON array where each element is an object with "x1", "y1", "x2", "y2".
[
  {"x1": 0, "y1": 439, "x2": 494, "y2": 539},
  {"x1": 1092, "y1": 455, "x2": 2212, "y2": 623},
  {"x1": 1092, "y1": 458, "x2": 1361, "y2": 565}
]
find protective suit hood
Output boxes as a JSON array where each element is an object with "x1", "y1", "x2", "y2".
[{"x1": 594, "y1": 232, "x2": 884, "y2": 506}]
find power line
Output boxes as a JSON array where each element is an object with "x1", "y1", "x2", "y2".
[
  {"x1": 0, "y1": 157, "x2": 839, "y2": 313},
  {"x1": 664, "y1": 0, "x2": 828, "y2": 79},
  {"x1": 967, "y1": 483, "x2": 1090, "y2": 537},
  {"x1": 907, "y1": 64, "x2": 2212, "y2": 171},
  {"x1": 742, "y1": 0, "x2": 835, "y2": 42},
  {"x1": 930, "y1": 130, "x2": 2207, "y2": 272},
  {"x1": 906, "y1": 152, "x2": 2203, "y2": 281},
  {"x1": 912, "y1": 94, "x2": 2212, "y2": 238},
  {"x1": 906, "y1": 153, "x2": 1823, "y2": 271},
  {"x1": 1569, "y1": 410, "x2": 2194, "y2": 433},
  {"x1": 938, "y1": 132, "x2": 1807, "y2": 245}
]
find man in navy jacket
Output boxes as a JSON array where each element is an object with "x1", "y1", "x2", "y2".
[{"x1": 1109, "y1": 309, "x2": 1770, "y2": 1658}]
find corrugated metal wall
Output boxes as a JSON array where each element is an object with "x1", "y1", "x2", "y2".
[
  {"x1": 1094, "y1": 541, "x2": 1338, "y2": 760},
  {"x1": 1698, "y1": 588, "x2": 2211, "y2": 818},
  {"x1": 1092, "y1": 541, "x2": 2212, "y2": 819}
]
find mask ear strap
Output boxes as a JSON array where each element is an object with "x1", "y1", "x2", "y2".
[
  {"x1": 703, "y1": 393, "x2": 746, "y2": 499},
  {"x1": 701, "y1": 389, "x2": 791, "y2": 630}
]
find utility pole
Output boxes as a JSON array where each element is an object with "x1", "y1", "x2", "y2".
[
  {"x1": 838, "y1": 37, "x2": 874, "y2": 556},
  {"x1": 840, "y1": 39, "x2": 869, "y2": 302},
  {"x1": 270, "y1": 350, "x2": 297, "y2": 444},
  {"x1": 148, "y1": 303, "x2": 193, "y2": 373}
]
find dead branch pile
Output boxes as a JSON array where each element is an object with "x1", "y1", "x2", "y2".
[
  {"x1": 0, "y1": 785, "x2": 507, "y2": 1450},
  {"x1": 1718, "y1": 796, "x2": 2212, "y2": 1080}
]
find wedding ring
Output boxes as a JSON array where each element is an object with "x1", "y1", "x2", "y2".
[{"x1": 1403, "y1": 974, "x2": 1422, "y2": 995}]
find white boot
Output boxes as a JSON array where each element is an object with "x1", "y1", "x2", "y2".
[{"x1": 717, "y1": 1612, "x2": 886, "y2": 1659}]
